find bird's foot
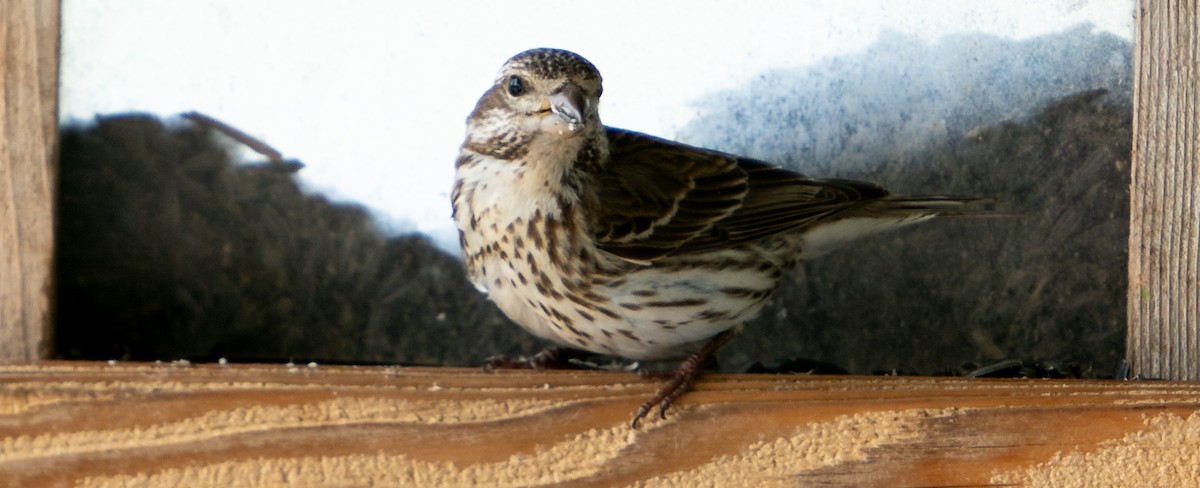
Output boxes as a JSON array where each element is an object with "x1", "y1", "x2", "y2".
[
  {"x1": 631, "y1": 329, "x2": 737, "y2": 428},
  {"x1": 483, "y1": 346, "x2": 593, "y2": 371}
]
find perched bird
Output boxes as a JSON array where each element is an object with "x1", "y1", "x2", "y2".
[{"x1": 453, "y1": 48, "x2": 983, "y2": 427}]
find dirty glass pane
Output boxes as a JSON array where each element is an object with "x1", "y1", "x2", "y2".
[{"x1": 57, "y1": 1, "x2": 1133, "y2": 377}]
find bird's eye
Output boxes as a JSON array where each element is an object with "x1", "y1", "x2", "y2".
[{"x1": 507, "y1": 75, "x2": 526, "y2": 97}]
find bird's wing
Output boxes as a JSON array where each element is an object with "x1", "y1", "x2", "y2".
[
  {"x1": 589, "y1": 128, "x2": 748, "y2": 262},
  {"x1": 593, "y1": 128, "x2": 888, "y2": 261}
]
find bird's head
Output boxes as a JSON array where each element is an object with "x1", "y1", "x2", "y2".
[{"x1": 463, "y1": 48, "x2": 605, "y2": 162}]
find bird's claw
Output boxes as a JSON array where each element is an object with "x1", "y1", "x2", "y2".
[
  {"x1": 483, "y1": 346, "x2": 593, "y2": 372},
  {"x1": 629, "y1": 329, "x2": 737, "y2": 428}
]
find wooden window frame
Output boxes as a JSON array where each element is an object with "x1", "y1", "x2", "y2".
[{"x1": 1, "y1": 2, "x2": 1196, "y2": 485}]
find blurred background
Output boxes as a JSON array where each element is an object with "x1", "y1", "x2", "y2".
[{"x1": 56, "y1": 1, "x2": 1134, "y2": 377}]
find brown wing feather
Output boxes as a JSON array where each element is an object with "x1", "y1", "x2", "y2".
[
  {"x1": 675, "y1": 162, "x2": 890, "y2": 254},
  {"x1": 592, "y1": 128, "x2": 748, "y2": 261},
  {"x1": 593, "y1": 128, "x2": 892, "y2": 261}
]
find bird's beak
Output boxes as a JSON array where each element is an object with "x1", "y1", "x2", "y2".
[{"x1": 549, "y1": 83, "x2": 586, "y2": 127}]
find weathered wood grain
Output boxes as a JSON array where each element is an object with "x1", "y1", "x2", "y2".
[
  {"x1": 1128, "y1": 0, "x2": 1200, "y2": 380},
  {"x1": 1, "y1": 362, "x2": 1197, "y2": 487},
  {"x1": 0, "y1": 0, "x2": 58, "y2": 360}
]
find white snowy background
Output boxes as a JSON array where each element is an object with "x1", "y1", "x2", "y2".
[{"x1": 60, "y1": 0, "x2": 1133, "y2": 253}]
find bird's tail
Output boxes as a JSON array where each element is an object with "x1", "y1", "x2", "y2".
[
  {"x1": 871, "y1": 196, "x2": 1000, "y2": 218},
  {"x1": 798, "y1": 196, "x2": 998, "y2": 259}
]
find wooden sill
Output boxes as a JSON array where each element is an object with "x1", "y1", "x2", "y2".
[{"x1": 1, "y1": 361, "x2": 1197, "y2": 487}]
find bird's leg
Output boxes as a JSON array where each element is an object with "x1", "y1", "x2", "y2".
[
  {"x1": 483, "y1": 346, "x2": 593, "y2": 371},
  {"x1": 631, "y1": 328, "x2": 738, "y2": 428}
]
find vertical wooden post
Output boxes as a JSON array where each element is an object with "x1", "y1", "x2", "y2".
[
  {"x1": 1128, "y1": 0, "x2": 1200, "y2": 380},
  {"x1": 0, "y1": 0, "x2": 59, "y2": 360}
]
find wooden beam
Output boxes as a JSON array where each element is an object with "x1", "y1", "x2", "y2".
[
  {"x1": 1129, "y1": 0, "x2": 1200, "y2": 380},
  {"x1": 0, "y1": 0, "x2": 58, "y2": 360},
  {"x1": 1, "y1": 362, "x2": 1197, "y2": 486}
]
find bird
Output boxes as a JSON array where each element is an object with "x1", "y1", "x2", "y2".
[{"x1": 452, "y1": 48, "x2": 984, "y2": 428}]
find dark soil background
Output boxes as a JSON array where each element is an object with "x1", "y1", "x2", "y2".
[
  {"x1": 56, "y1": 27, "x2": 1132, "y2": 378},
  {"x1": 56, "y1": 116, "x2": 521, "y2": 365}
]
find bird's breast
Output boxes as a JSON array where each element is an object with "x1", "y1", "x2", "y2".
[{"x1": 453, "y1": 153, "x2": 593, "y2": 290}]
